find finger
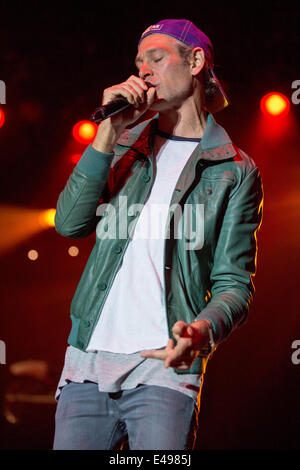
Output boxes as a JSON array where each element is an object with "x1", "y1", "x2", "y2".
[
  {"x1": 165, "y1": 338, "x2": 175, "y2": 351},
  {"x1": 174, "y1": 337, "x2": 194, "y2": 356},
  {"x1": 117, "y1": 82, "x2": 154, "y2": 110},
  {"x1": 163, "y1": 341, "x2": 194, "y2": 368},
  {"x1": 185, "y1": 325, "x2": 195, "y2": 337},
  {"x1": 101, "y1": 75, "x2": 148, "y2": 107},
  {"x1": 140, "y1": 349, "x2": 167, "y2": 360},
  {"x1": 127, "y1": 76, "x2": 149, "y2": 98},
  {"x1": 140, "y1": 339, "x2": 174, "y2": 361},
  {"x1": 124, "y1": 79, "x2": 147, "y2": 104},
  {"x1": 118, "y1": 83, "x2": 143, "y2": 106},
  {"x1": 169, "y1": 352, "x2": 196, "y2": 363},
  {"x1": 128, "y1": 75, "x2": 149, "y2": 92},
  {"x1": 134, "y1": 86, "x2": 156, "y2": 112},
  {"x1": 172, "y1": 321, "x2": 188, "y2": 339},
  {"x1": 103, "y1": 83, "x2": 140, "y2": 107},
  {"x1": 165, "y1": 354, "x2": 195, "y2": 368},
  {"x1": 164, "y1": 348, "x2": 184, "y2": 368}
]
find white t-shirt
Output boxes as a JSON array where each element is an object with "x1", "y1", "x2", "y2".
[{"x1": 86, "y1": 132, "x2": 200, "y2": 353}]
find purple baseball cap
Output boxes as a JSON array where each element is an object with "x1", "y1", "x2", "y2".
[{"x1": 138, "y1": 19, "x2": 229, "y2": 112}]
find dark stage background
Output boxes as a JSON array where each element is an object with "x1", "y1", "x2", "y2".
[{"x1": 0, "y1": 0, "x2": 299, "y2": 450}]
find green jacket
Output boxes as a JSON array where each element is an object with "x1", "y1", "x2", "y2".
[{"x1": 55, "y1": 113, "x2": 263, "y2": 375}]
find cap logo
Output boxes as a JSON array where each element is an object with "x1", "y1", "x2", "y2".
[{"x1": 142, "y1": 23, "x2": 163, "y2": 36}]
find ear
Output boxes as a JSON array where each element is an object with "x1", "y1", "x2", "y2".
[{"x1": 190, "y1": 47, "x2": 205, "y2": 76}]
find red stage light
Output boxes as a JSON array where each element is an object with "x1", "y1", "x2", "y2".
[
  {"x1": 260, "y1": 92, "x2": 290, "y2": 117},
  {"x1": 0, "y1": 108, "x2": 5, "y2": 127},
  {"x1": 70, "y1": 154, "x2": 82, "y2": 164},
  {"x1": 72, "y1": 120, "x2": 97, "y2": 144}
]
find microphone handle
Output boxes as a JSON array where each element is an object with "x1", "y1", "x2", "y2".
[{"x1": 90, "y1": 98, "x2": 132, "y2": 123}]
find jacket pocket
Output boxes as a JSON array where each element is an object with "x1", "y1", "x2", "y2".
[{"x1": 200, "y1": 168, "x2": 236, "y2": 183}]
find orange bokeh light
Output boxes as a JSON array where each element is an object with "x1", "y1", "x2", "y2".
[
  {"x1": 72, "y1": 120, "x2": 97, "y2": 144},
  {"x1": 39, "y1": 208, "x2": 56, "y2": 228},
  {"x1": 260, "y1": 92, "x2": 290, "y2": 117}
]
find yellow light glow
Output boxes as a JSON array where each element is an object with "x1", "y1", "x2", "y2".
[
  {"x1": 0, "y1": 205, "x2": 57, "y2": 255},
  {"x1": 260, "y1": 92, "x2": 290, "y2": 117},
  {"x1": 72, "y1": 120, "x2": 97, "y2": 144},
  {"x1": 44, "y1": 208, "x2": 56, "y2": 227},
  {"x1": 79, "y1": 123, "x2": 95, "y2": 139},
  {"x1": 266, "y1": 95, "x2": 287, "y2": 115},
  {"x1": 39, "y1": 208, "x2": 56, "y2": 228}
]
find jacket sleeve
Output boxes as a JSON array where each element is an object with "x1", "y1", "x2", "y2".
[
  {"x1": 195, "y1": 164, "x2": 264, "y2": 344},
  {"x1": 55, "y1": 144, "x2": 114, "y2": 239}
]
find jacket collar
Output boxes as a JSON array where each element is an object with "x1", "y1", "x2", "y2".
[{"x1": 116, "y1": 113, "x2": 237, "y2": 161}]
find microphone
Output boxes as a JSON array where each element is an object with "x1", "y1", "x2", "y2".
[{"x1": 90, "y1": 97, "x2": 132, "y2": 123}]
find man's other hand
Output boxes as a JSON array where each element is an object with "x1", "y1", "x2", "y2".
[{"x1": 140, "y1": 320, "x2": 211, "y2": 370}]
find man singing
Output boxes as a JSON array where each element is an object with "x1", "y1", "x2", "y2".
[{"x1": 53, "y1": 19, "x2": 263, "y2": 450}]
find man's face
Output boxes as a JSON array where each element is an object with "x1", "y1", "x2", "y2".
[{"x1": 135, "y1": 34, "x2": 194, "y2": 111}]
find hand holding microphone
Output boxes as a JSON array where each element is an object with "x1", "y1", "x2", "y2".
[
  {"x1": 92, "y1": 75, "x2": 156, "y2": 125},
  {"x1": 91, "y1": 76, "x2": 156, "y2": 153}
]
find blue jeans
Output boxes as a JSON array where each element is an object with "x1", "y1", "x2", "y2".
[{"x1": 53, "y1": 381, "x2": 198, "y2": 450}]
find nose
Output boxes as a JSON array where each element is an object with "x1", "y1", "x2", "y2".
[{"x1": 138, "y1": 62, "x2": 153, "y2": 80}]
